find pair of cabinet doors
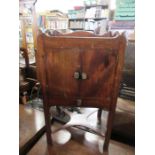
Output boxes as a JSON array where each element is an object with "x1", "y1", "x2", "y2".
[{"x1": 37, "y1": 33, "x2": 123, "y2": 109}]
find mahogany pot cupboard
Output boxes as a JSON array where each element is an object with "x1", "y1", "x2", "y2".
[{"x1": 36, "y1": 30, "x2": 126, "y2": 151}]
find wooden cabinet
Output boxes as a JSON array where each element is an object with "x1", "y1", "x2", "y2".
[
  {"x1": 36, "y1": 31, "x2": 126, "y2": 109},
  {"x1": 46, "y1": 47, "x2": 116, "y2": 109},
  {"x1": 36, "y1": 31, "x2": 127, "y2": 150}
]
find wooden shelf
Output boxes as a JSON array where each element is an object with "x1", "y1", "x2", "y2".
[
  {"x1": 85, "y1": 4, "x2": 108, "y2": 9},
  {"x1": 85, "y1": 17, "x2": 107, "y2": 20},
  {"x1": 68, "y1": 3, "x2": 109, "y2": 33},
  {"x1": 21, "y1": 15, "x2": 32, "y2": 17},
  {"x1": 69, "y1": 18, "x2": 85, "y2": 21},
  {"x1": 69, "y1": 28, "x2": 84, "y2": 30},
  {"x1": 19, "y1": 0, "x2": 37, "y2": 55},
  {"x1": 69, "y1": 17, "x2": 107, "y2": 21}
]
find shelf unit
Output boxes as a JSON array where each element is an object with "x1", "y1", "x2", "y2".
[
  {"x1": 114, "y1": 0, "x2": 135, "y2": 21},
  {"x1": 19, "y1": 0, "x2": 37, "y2": 64},
  {"x1": 37, "y1": 10, "x2": 69, "y2": 32},
  {"x1": 68, "y1": 4, "x2": 109, "y2": 32},
  {"x1": 109, "y1": 0, "x2": 135, "y2": 40}
]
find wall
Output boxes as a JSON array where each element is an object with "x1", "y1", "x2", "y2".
[
  {"x1": 35, "y1": 0, "x2": 115, "y2": 13},
  {"x1": 36, "y1": 0, "x2": 84, "y2": 13}
]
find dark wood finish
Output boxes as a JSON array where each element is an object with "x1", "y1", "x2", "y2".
[
  {"x1": 19, "y1": 47, "x2": 37, "y2": 84},
  {"x1": 20, "y1": 48, "x2": 30, "y2": 104},
  {"x1": 19, "y1": 47, "x2": 38, "y2": 104},
  {"x1": 97, "y1": 108, "x2": 102, "y2": 124},
  {"x1": 36, "y1": 31, "x2": 126, "y2": 151}
]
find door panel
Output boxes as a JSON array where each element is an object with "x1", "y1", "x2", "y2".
[
  {"x1": 80, "y1": 48, "x2": 118, "y2": 103},
  {"x1": 45, "y1": 48, "x2": 80, "y2": 98}
]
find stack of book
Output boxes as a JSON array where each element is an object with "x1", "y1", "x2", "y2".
[
  {"x1": 68, "y1": 8, "x2": 85, "y2": 19},
  {"x1": 38, "y1": 10, "x2": 69, "y2": 30},
  {"x1": 114, "y1": 0, "x2": 135, "y2": 21}
]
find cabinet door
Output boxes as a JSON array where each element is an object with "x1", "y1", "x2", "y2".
[
  {"x1": 79, "y1": 48, "x2": 118, "y2": 108},
  {"x1": 45, "y1": 47, "x2": 81, "y2": 105}
]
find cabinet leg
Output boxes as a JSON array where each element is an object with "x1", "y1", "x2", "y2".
[
  {"x1": 103, "y1": 110, "x2": 115, "y2": 151},
  {"x1": 44, "y1": 106, "x2": 52, "y2": 145},
  {"x1": 97, "y1": 108, "x2": 102, "y2": 124}
]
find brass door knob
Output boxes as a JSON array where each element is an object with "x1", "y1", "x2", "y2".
[
  {"x1": 74, "y1": 72, "x2": 88, "y2": 80},
  {"x1": 74, "y1": 72, "x2": 80, "y2": 79},
  {"x1": 81, "y1": 72, "x2": 87, "y2": 80}
]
